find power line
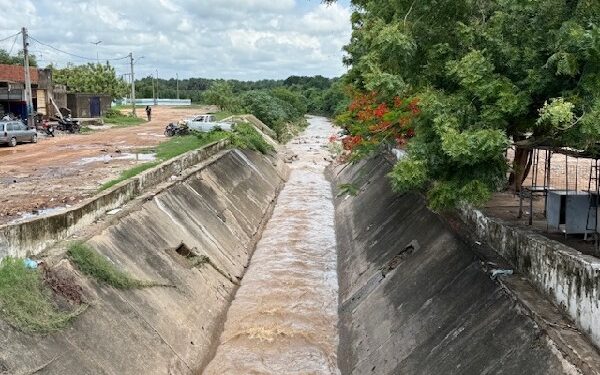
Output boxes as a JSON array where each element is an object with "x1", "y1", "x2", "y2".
[
  {"x1": 0, "y1": 31, "x2": 21, "y2": 44},
  {"x1": 7, "y1": 33, "x2": 19, "y2": 55},
  {"x1": 28, "y1": 35, "x2": 130, "y2": 62}
]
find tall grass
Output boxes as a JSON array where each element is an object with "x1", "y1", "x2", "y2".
[{"x1": 0, "y1": 257, "x2": 85, "y2": 332}]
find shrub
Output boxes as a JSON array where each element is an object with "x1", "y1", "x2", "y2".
[
  {"x1": 104, "y1": 108, "x2": 122, "y2": 118},
  {"x1": 229, "y1": 123, "x2": 274, "y2": 154}
]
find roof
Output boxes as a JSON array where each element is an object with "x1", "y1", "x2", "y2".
[{"x1": 0, "y1": 64, "x2": 38, "y2": 84}]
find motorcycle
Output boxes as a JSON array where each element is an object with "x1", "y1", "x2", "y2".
[
  {"x1": 164, "y1": 122, "x2": 189, "y2": 137},
  {"x1": 56, "y1": 116, "x2": 80, "y2": 133},
  {"x1": 42, "y1": 119, "x2": 55, "y2": 137}
]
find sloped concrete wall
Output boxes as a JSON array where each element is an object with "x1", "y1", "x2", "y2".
[
  {"x1": 0, "y1": 149, "x2": 288, "y2": 374},
  {"x1": 0, "y1": 139, "x2": 230, "y2": 259},
  {"x1": 332, "y1": 156, "x2": 580, "y2": 375}
]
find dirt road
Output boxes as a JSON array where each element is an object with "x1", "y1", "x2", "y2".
[{"x1": 0, "y1": 106, "x2": 210, "y2": 224}]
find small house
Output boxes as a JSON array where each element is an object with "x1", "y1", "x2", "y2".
[{"x1": 66, "y1": 93, "x2": 112, "y2": 118}]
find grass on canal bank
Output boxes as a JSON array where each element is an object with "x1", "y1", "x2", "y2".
[
  {"x1": 67, "y1": 243, "x2": 161, "y2": 289},
  {"x1": 0, "y1": 257, "x2": 85, "y2": 332}
]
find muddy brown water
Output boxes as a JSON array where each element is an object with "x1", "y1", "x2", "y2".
[{"x1": 203, "y1": 117, "x2": 340, "y2": 374}]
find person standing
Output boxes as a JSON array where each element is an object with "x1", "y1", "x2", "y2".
[{"x1": 145, "y1": 105, "x2": 152, "y2": 121}]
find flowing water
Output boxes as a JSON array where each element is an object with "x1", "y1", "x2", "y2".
[{"x1": 203, "y1": 116, "x2": 340, "y2": 374}]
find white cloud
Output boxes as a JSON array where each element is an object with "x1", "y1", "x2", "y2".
[{"x1": 0, "y1": 0, "x2": 352, "y2": 80}]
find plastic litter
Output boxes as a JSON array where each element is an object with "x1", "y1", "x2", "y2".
[
  {"x1": 491, "y1": 269, "x2": 513, "y2": 279},
  {"x1": 23, "y1": 258, "x2": 38, "y2": 269}
]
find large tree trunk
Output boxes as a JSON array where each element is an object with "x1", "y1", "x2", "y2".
[{"x1": 509, "y1": 146, "x2": 533, "y2": 193}]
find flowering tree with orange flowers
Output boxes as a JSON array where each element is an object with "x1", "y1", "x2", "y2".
[{"x1": 335, "y1": 91, "x2": 420, "y2": 160}]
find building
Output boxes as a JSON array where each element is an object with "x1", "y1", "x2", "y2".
[
  {"x1": 0, "y1": 64, "x2": 37, "y2": 119},
  {"x1": 0, "y1": 64, "x2": 65, "y2": 119},
  {"x1": 0, "y1": 64, "x2": 111, "y2": 120},
  {"x1": 66, "y1": 93, "x2": 111, "y2": 118}
]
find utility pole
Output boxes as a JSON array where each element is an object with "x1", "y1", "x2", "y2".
[
  {"x1": 155, "y1": 69, "x2": 159, "y2": 105},
  {"x1": 176, "y1": 73, "x2": 179, "y2": 100},
  {"x1": 129, "y1": 52, "x2": 136, "y2": 116},
  {"x1": 152, "y1": 76, "x2": 155, "y2": 104},
  {"x1": 22, "y1": 27, "x2": 34, "y2": 127}
]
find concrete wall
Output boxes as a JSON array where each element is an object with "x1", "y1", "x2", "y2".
[
  {"x1": 0, "y1": 139, "x2": 230, "y2": 259},
  {"x1": 0, "y1": 149, "x2": 289, "y2": 374},
  {"x1": 460, "y1": 205, "x2": 600, "y2": 349},
  {"x1": 332, "y1": 155, "x2": 583, "y2": 375}
]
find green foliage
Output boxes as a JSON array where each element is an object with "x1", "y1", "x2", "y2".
[
  {"x1": 537, "y1": 98, "x2": 576, "y2": 130},
  {"x1": 240, "y1": 90, "x2": 305, "y2": 140},
  {"x1": 229, "y1": 123, "x2": 274, "y2": 154},
  {"x1": 0, "y1": 257, "x2": 84, "y2": 332},
  {"x1": 103, "y1": 110, "x2": 145, "y2": 127},
  {"x1": 0, "y1": 48, "x2": 37, "y2": 66},
  {"x1": 133, "y1": 75, "x2": 345, "y2": 117},
  {"x1": 427, "y1": 180, "x2": 491, "y2": 212},
  {"x1": 53, "y1": 63, "x2": 128, "y2": 97},
  {"x1": 68, "y1": 243, "x2": 157, "y2": 289},
  {"x1": 333, "y1": 0, "x2": 600, "y2": 209},
  {"x1": 440, "y1": 129, "x2": 509, "y2": 166},
  {"x1": 388, "y1": 157, "x2": 428, "y2": 193},
  {"x1": 104, "y1": 108, "x2": 123, "y2": 118},
  {"x1": 99, "y1": 162, "x2": 159, "y2": 191},
  {"x1": 156, "y1": 132, "x2": 227, "y2": 160},
  {"x1": 203, "y1": 81, "x2": 241, "y2": 111},
  {"x1": 337, "y1": 183, "x2": 359, "y2": 197},
  {"x1": 100, "y1": 132, "x2": 228, "y2": 191}
]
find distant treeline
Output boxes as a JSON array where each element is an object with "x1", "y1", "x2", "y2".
[{"x1": 134, "y1": 75, "x2": 349, "y2": 117}]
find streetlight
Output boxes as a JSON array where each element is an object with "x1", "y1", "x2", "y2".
[{"x1": 90, "y1": 40, "x2": 102, "y2": 63}]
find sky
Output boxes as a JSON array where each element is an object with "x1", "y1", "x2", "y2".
[{"x1": 0, "y1": 0, "x2": 352, "y2": 81}]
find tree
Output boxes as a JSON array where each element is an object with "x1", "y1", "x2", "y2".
[
  {"x1": 332, "y1": 0, "x2": 600, "y2": 210},
  {"x1": 52, "y1": 63, "x2": 127, "y2": 97},
  {"x1": 0, "y1": 48, "x2": 37, "y2": 66},
  {"x1": 203, "y1": 81, "x2": 240, "y2": 111}
]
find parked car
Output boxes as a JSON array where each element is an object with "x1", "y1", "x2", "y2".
[
  {"x1": 0, "y1": 121, "x2": 37, "y2": 147},
  {"x1": 182, "y1": 114, "x2": 234, "y2": 132}
]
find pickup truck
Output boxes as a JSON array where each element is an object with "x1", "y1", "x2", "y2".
[{"x1": 180, "y1": 114, "x2": 234, "y2": 132}]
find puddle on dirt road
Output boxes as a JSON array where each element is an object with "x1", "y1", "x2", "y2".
[
  {"x1": 204, "y1": 116, "x2": 340, "y2": 374},
  {"x1": 136, "y1": 132, "x2": 164, "y2": 138},
  {"x1": 75, "y1": 152, "x2": 157, "y2": 166}
]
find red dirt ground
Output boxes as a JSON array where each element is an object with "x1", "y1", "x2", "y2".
[{"x1": 0, "y1": 106, "x2": 212, "y2": 224}]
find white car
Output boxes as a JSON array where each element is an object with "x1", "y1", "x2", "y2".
[{"x1": 182, "y1": 114, "x2": 234, "y2": 132}]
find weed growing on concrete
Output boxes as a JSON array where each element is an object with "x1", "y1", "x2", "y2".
[
  {"x1": 0, "y1": 257, "x2": 85, "y2": 332},
  {"x1": 229, "y1": 123, "x2": 274, "y2": 154},
  {"x1": 157, "y1": 132, "x2": 228, "y2": 160},
  {"x1": 190, "y1": 255, "x2": 210, "y2": 267},
  {"x1": 67, "y1": 243, "x2": 159, "y2": 289},
  {"x1": 99, "y1": 162, "x2": 159, "y2": 191},
  {"x1": 337, "y1": 183, "x2": 359, "y2": 197},
  {"x1": 98, "y1": 132, "x2": 227, "y2": 192}
]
